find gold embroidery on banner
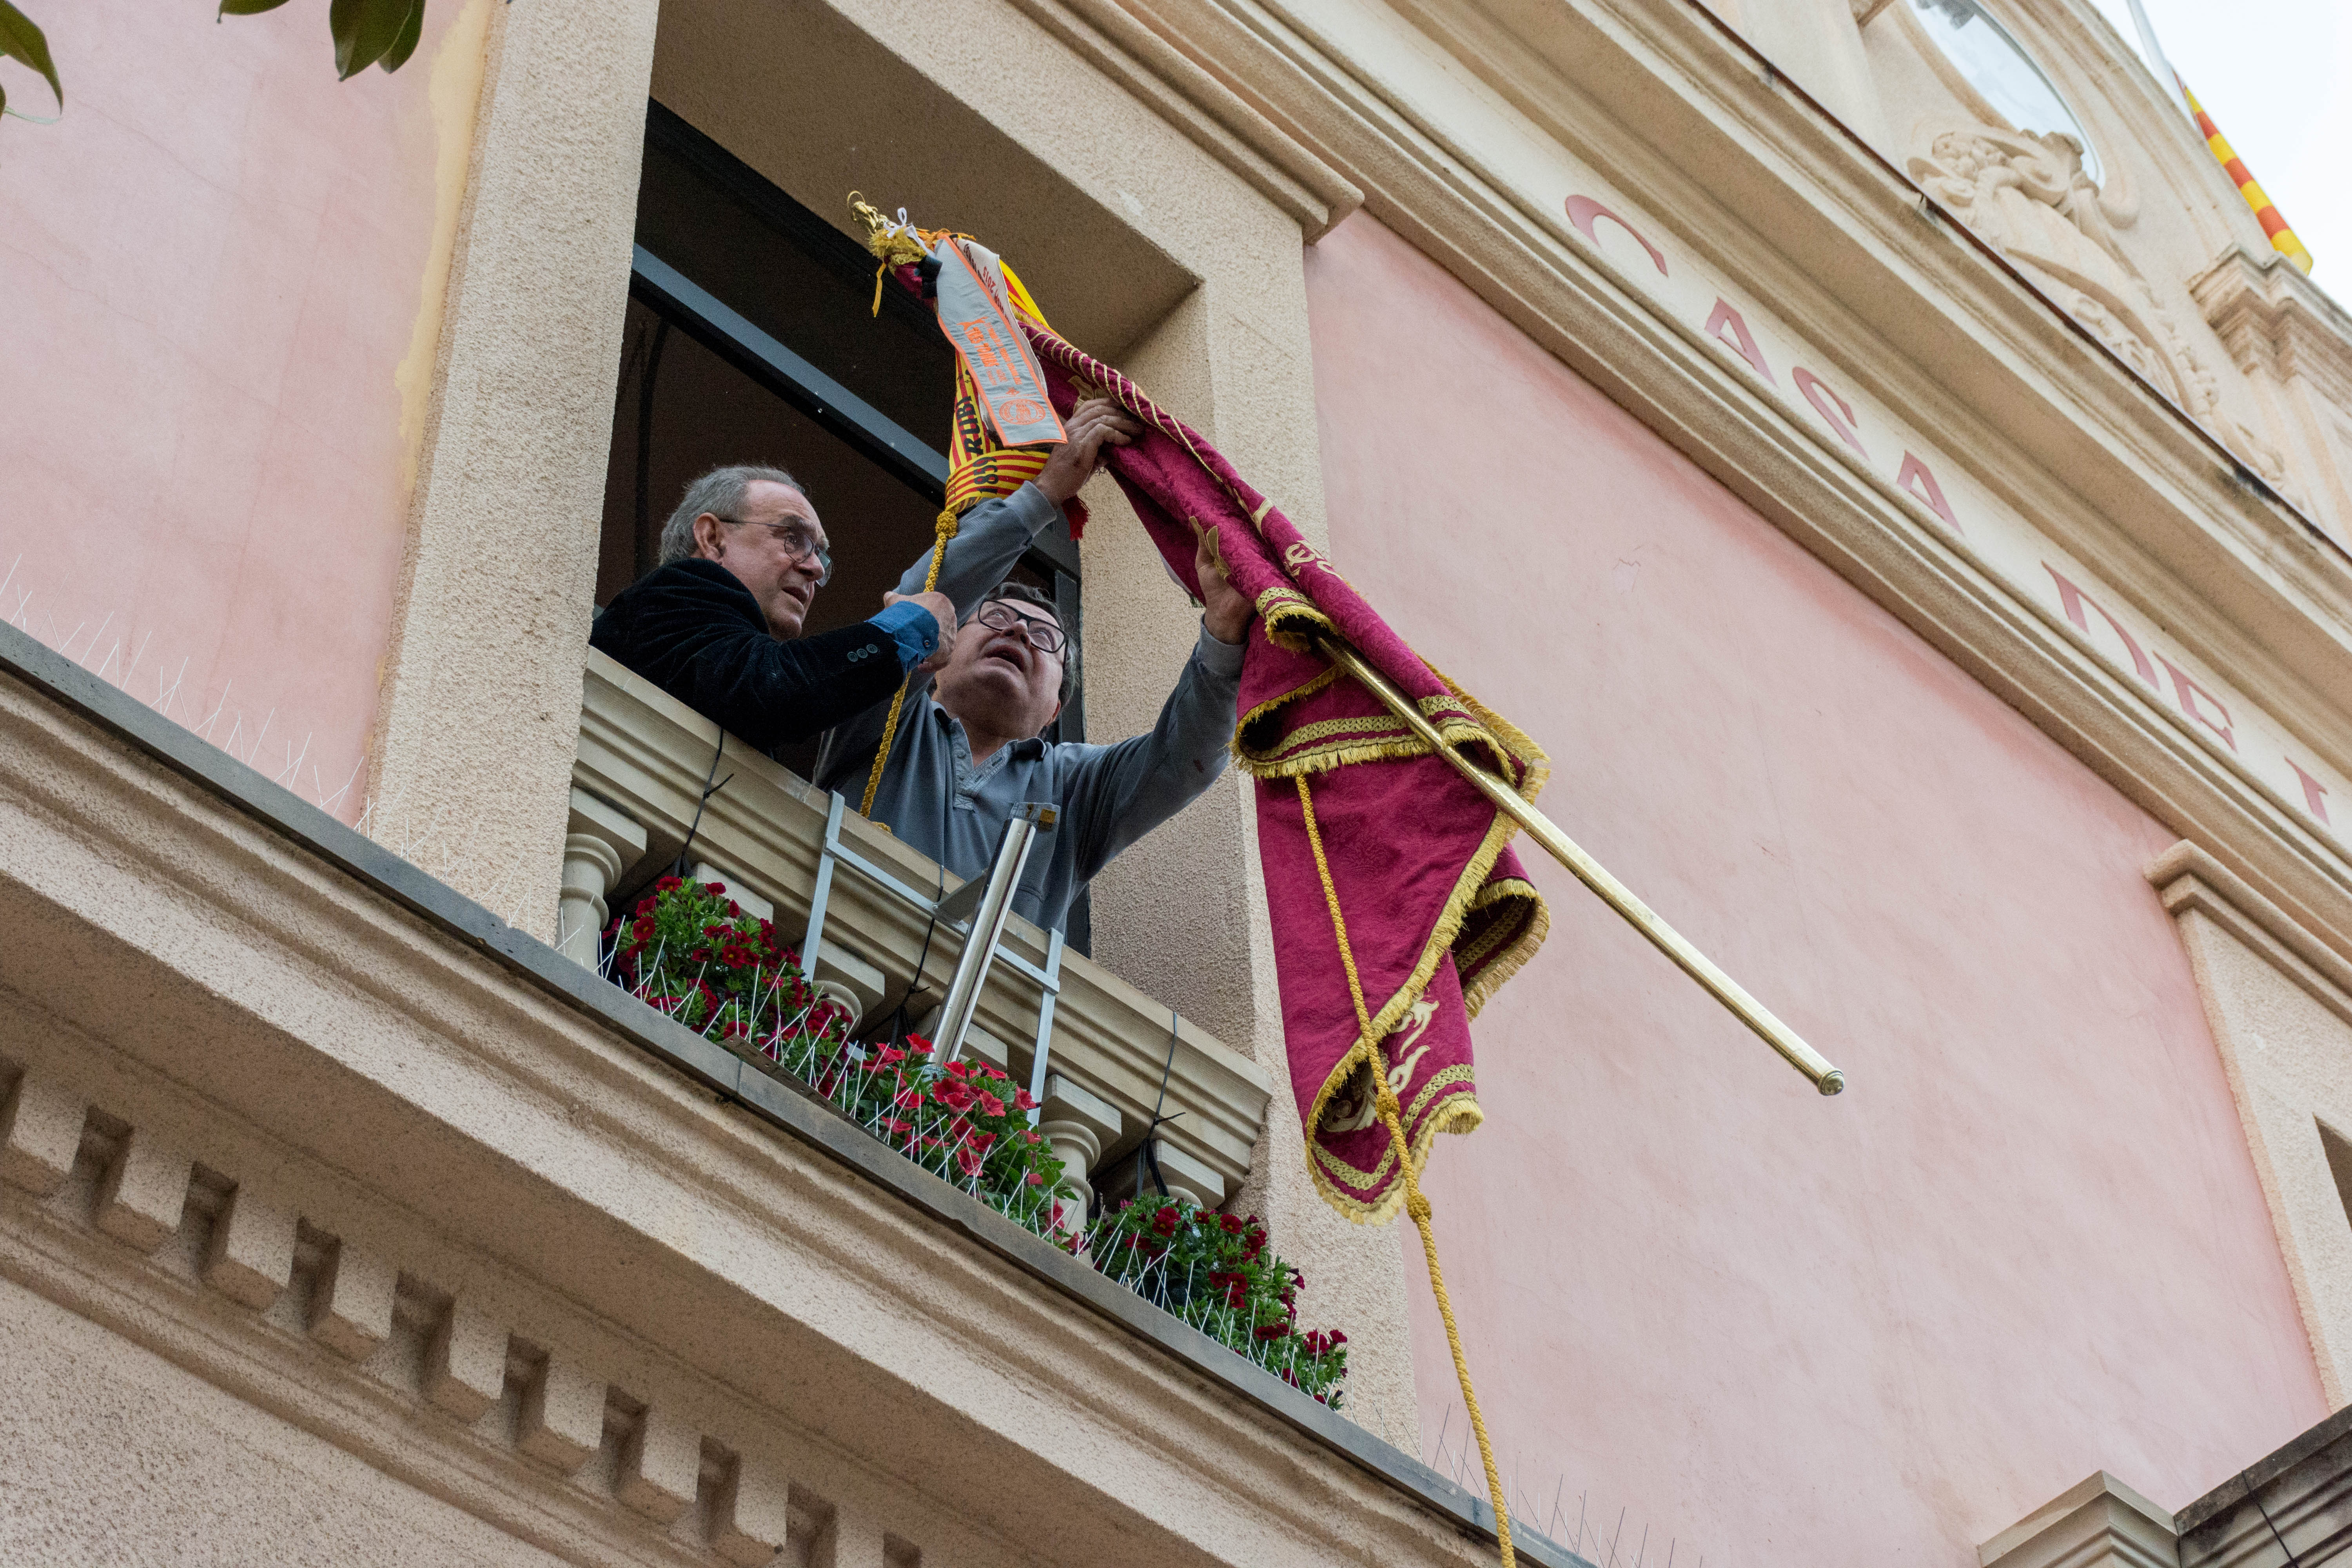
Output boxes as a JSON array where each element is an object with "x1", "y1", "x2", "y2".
[
  {"x1": 1312, "y1": 1065, "x2": 1481, "y2": 1191},
  {"x1": 1324, "y1": 997, "x2": 1441, "y2": 1132}
]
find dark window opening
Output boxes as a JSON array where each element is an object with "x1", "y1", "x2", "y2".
[{"x1": 597, "y1": 101, "x2": 1089, "y2": 948}]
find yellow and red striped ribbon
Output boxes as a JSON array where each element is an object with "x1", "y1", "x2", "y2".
[{"x1": 2181, "y1": 79, "x2": 2313, "y2": 274}]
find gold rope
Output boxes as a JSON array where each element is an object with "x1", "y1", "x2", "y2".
[
  {"x1": 859, "y1": 509, "x2": 960, "y2": 819},
  {"x1": 1294, "y1": 773, "x2": 1515, "y2": 1568}
]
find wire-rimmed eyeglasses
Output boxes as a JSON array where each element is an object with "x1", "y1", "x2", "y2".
[
  {"x1": 976, "y1": 600, "x2": 1068, "y2": 655},
  {"x1": 718, "y1": 515, "x2": 833, "y2": 586}
]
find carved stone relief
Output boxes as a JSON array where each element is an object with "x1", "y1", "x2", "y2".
[{"x1": 1909, "y1": 124, "x2": 2301, "y2": 502}]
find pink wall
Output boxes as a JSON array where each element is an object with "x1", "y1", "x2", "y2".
[
  {"x1": 1305, "y1": 215, "x2": 2325, "y2": 1563},
  {"x1": 0, "y1": 1, "x2": 470, "y2": 819}
]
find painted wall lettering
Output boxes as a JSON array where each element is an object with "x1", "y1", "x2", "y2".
[
  {"x1": 1565, "y1": 196, "x2": 1668, "y2": 277},
  {"x1": 1895, "y1": 453, "x2": 1962, "y2": 533},
  {"x1": 2156, "y1": 654, "x2": 2237, "y2": 751},
  {"x1": 2289, "y1": 759, "x2": 2334, "y2": 825},
  {"x1": 2043, "y1": 564, "x2": 2160, "y2": 688},
  {"x1": 1557, "y1": 183, "x2": 2352, "y2": 852},
  {"x1": 1794, "y1": 368, "x2": 1868, "y2": 459},
  {"x1": 1704, "y1": 299, "x2": 1775, "y2": 384}
]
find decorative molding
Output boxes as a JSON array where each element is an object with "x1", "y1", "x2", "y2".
[
  {"x1": 2149, "y1": 838, "x2": 2352, "y2": 1404},
  {"x1": 2179, "y1": 1406, "x2": 2352, "y2": 1568},
  {"x1": 2149, "y1": 841, "x2": 2352, "y2": 1028},
  {"x1": 1979, "y1": 1472, "x2": 2180, "y2": 1568},
  {"x1": 1000, "y1": 0, "x2": 1363, "y2": 238}
]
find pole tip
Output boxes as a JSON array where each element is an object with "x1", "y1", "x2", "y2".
[{"x1": 1818, "y1": 1069, "x2": 1846, "y2": 1097}]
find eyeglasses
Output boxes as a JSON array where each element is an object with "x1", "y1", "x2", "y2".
[
  {"x1": 976, "y1": 600, "x2": 1067, "y2": 655},
  {"x1": 717, "y1": 515, "x2": 832, "y2": 586}
]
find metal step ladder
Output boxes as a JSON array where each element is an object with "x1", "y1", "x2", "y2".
[{"x1": 798, "y1": 791, "x2": 1065, "y2": 1123}]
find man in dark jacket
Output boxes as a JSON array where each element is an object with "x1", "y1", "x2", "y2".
[
  {"x1": 589, "y1": 463, "x2": 960, "y2": 756},
  {"x1": 593, "y1": 403, "x2": 1137, "y2": 758}
]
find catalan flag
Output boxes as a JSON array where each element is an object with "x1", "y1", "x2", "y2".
[{"x1": 2182, "y1": 78, "x2": 2314, "y2": 274}]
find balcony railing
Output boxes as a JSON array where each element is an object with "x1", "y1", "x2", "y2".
[{"x1": 564, "y1": 649, "x2": 1270, "y2": 1218}]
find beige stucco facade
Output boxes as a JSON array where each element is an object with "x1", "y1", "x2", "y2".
[{"x1": 5, "y1": 0, "x2": 2352, "y2": 1561}]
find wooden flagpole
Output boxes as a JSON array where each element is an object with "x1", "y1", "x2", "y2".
[{"x1": 1318, "y1": 637, "x2": 1847, "y2": 1096}]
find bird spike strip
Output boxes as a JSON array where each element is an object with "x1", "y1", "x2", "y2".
[
  {"x1": 1296, "y1": 769, "x2": 1515, "y2": 1567},
  {"x1": 2180, "y1": 79, "x2": 2313, "y2": 274}
]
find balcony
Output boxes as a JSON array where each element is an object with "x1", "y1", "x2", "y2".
[{"x1": 563, "y1": 648, "x2": 1272, "y2": 1220}]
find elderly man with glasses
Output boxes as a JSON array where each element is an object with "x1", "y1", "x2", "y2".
[
  {"x1": 815, "y1": 474, "x2": 1253, "y2": 938},
  {"x1": 590, "y1": 400, "x2": 1137, "y2": 756}
]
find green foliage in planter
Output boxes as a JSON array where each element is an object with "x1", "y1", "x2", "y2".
[
  {"x1": 608, "y1": 877, "x2": 1066, "y2": 1236},
  {"x1": 608, "y1": 878, "x2": 1343, "y2": 1404},
  {"x1": 1073, "y1": 1197, "x2": 1350, "y2": 1408}
]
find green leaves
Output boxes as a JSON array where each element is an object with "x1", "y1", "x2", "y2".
[
  {"x1": 327, "y1": 0, "x2": 421, "y2": 79},
  {"x1": 215, "y1": 0, "x2": 426, "y2": 78},
  {"x1": 0, "y1": 0, "x2": 427, "y2": 131},
  {"x1": 0, "y1": 0, "x2": 61, "y2": 118}
]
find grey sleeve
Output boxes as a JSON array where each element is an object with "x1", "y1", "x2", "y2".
[
  {"x1": 816, "y1": 485, "x2": 1060, "y2": 793},
  {"x1": 1054, "y1": 622, "x2": 1246, "y2": 882},
  {"x1": 896, "y1": 483, "x2": 1060, "y2": 612}
]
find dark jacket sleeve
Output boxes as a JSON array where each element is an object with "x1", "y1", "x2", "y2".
[{"x1": 590, "y1": 559, "x2": 907, "y2": 751}]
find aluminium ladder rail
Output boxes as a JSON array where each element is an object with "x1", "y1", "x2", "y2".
[{"x1": 797, "y1": 791, "x2": 1067, "y2": 1125}]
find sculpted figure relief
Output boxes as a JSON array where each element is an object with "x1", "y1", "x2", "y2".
[{"x1": 1909, "y1": 124, "x2": 2296, "y2": 499}]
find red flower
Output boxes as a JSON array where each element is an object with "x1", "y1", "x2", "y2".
[
  {"x1": 655, "y1": 875, "x2": 682, "y2": 891},
  {"x1": 934, "y1": 1081, "x2": 976, "y2": 1114},
  {"x1": 1013, "y1": 1089, "x2": 1037, "y2": 1112},
  {"x1": 874, "y1": 1046, "x2": 908, "y2": 1067},
  {"x1": 1219, "y1": 1214, "x2": 1245, "y2": 1235},
  {"x1": 1021, "y1": 1129, "x2": 1042, "y2": 1146},
  {"x1": 955, "y1": 1145, "x2": 985, "y2": 1178},
  {"x1": 892, "y1": 1087, "x2": 923, "y2": 1112},
  {"x1": 942, "y1": 1060, "x2": 972, "y2": 1081},
  {"x1": 976, "y1": 1091, "x2": 1006, "y2": 1119},
  {"x1": 704, "y1": 880, "x2": 728, "y2": 895},
  {"x1": 966, "y1": 1131, "x2": 996, "y2": 1154},
  {"x1": 946, "y1": 1116, "x2": 975, "y2": 1144},
  {"x1": 725, "y1": 899, "x2": 742, "y2": 917},
  {"x1": 1152, "y1": 1206, "x2": 1180, "y2": 1238},
  {"x1": 635, "y1": 896, "x2": 657, "y2": 916},
  {"x1": 1026, "y1": 1172, "x2": 1045, "y2": 1186},
  {"x1": 904, "y1": 1033, "x2": 936, "y2": 1054},
  {"x1": 977, "y1": 1063, "x2": 1007, "y2": 1081}
]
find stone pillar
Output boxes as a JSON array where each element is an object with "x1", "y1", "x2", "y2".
[
  {"x1": 365, "y1": 0, "x2": 661, "y2": 940},
  {"x1": 560, "y1": 790, "x2": 647, "y2": 968},
  {"x1": 1038, "y1": 1074, "x2": 1122, "y2": 1232}
]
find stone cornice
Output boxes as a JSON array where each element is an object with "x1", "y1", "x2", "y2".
[
  {"x1": 1003, "y1": 0, "x2": 2352, "y2": 966},
  {"x1": 0, "y1": 622, "x2": 1575, "y2": 1568},
  {"x1": 2194, "y1": 245, "x2": 2352, "y2": 403}
]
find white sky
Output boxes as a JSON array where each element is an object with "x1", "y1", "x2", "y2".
[{"x1": 2085, "y1": 0, "x2": 2351, "y2": 294}]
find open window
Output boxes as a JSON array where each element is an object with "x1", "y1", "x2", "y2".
[{"x1": 597, "y1": 100, "x2": 1087, "y2": 784}]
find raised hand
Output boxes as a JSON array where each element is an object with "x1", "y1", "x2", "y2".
[
  {"x1": 884, "y1": 588, "x2": 959, "y2": 672},
  {"x1": 1035, "y1": 397, "x2": 1143, "y2": 504},
  {"x1": 1192, "y1": 519, "x2": 1252, "y2": 645}
]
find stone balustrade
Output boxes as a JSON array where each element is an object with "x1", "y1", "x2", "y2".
[{"x1": 568, "y1": 649, "x2": 1270, "y2": 1216}]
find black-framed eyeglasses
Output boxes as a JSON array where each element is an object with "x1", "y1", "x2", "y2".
[
  {"x1": 976, "y1": 600, "x2": 1067, "y2": 655},
  {"x1": 717, "y1": 515, "x2": 832, "y2": 586}
]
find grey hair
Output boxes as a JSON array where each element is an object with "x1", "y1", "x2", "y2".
[
  {"x1": 658, "y1": 464, "x2": 806, "y2": 566},
  {"x1": 967, "y1": 582, "x2": 1077, "y2": 707}
]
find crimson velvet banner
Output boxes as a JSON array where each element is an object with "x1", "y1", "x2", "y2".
[
  {"x1": 1022, "y1": 330, "x2": 1552, "y2": 1223},
  {"x1": 873, "y1": 214, "x2": 1550, "y2": 1222}
]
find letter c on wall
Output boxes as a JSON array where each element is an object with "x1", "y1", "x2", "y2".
[{"x1": 1565, "y1": 196, "x2": 1668, "y2": 277}]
